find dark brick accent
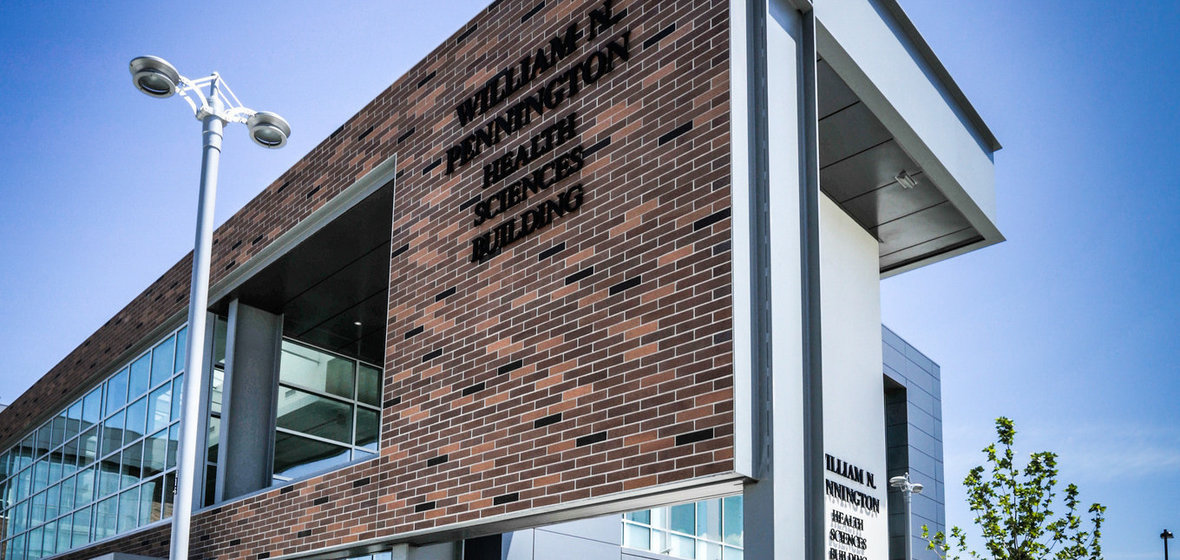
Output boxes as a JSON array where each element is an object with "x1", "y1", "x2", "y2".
[
  {"x1": 397, "y1": 127, "x2": 417, "y2": 144},
  {"x1": 427, "y1": 454, "x2": 449, "y2": 467},
  {"x1": 357, "y1": 125, "x2": 376, "y2": 141},
  {"x1": 521, "y1": 2, "x2": 545, "y2": 22},
  {"x1": 533, "y1": 413, "x2": 562, "y2": 429},
  {"x1": 609, "y1": 276, "x2": 641, "y2": 295},
  {"x1": 644, "y1": 23, "x2": 677, "y2": 48},
  {"x1": 675, "y1": 428, "x2": 715, "y2": 446},
  {"x1": 658, "y1": 121, "x2": 693, "y2": 145},
  {"x1": 456, "y1": 24, "x2": 479, "y2": 44},
  {"x1": 352, "y1": 477, "x2": 371, "y2": 488},
  {"x1": 422, "y1": 349, "x2": 443, "y2": 362},
  {"x1": 538, "y1": 242, "x2": 566, "y2": 261},
  {"x1": 694, "y1": 208, "x2": 732, "y2": 231},
  {"x1": 493, "y1": 492, "x2": 519, "y2": 505},
  {"x1": 565, "y1": 267, "x2": 594, "y2": 284},
  {"x1": 404, "y1": 325, "x2": 425, "y2": 339},
  {"x1": 390, "y1": 243, "x2": 410, "y2": 259},
  {"x1": 416, "y1": 70, "x2": 437, "y2": 88},
  {"x1": 462, "y1": 382, "x2": 485, "y2": 396},
  {"x1": 576, "y1": 431, "x2": 608, "y2": 447},
  {"x1": 435, "y1": 287, "x2": 456, "y2": 301},
  {"x1": 415, "y1": 501, "x2": 436, "y2": 513},
  {"x1": 497, "y1": 360, "x2": 522, "y2": 375}
]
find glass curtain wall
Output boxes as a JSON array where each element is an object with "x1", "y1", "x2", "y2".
[
  {"x1": 272, "y1": 339, "x2": 382, "y2": 484},
  {"x1": 0, "y1": 326, "x2": 186, "y2": 560},
  {"x1": 622, "y1": 496, "x2": 744, "y2": 560}
]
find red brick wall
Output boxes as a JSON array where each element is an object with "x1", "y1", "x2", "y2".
[{"x1": 37, "y1": 0, "x2": 735, "y2": 557}]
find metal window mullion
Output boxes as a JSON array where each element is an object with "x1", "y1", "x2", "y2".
[{"x1": 276, "y1": 382, "x2": 358, "y2": 406}]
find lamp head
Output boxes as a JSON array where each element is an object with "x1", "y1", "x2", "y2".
[
  {"x1": 247, "y1": 111, "x2": 291, "y2": 148},
  {"x1": 1164, "y1": 530, "x2": 1174, "y2": 540},
  {"x1": 911, "y1": 482, "x2": 924, "y2": 494},
  {"x1": 129, "y1": 56, "x2": 181, "y2": 98},
  {"x1": 889, "y1": 475, "x2": 908, "y2": 489}
]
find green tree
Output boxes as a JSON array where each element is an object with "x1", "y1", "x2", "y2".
[{"x1": 923, "y1": 417, "x2": 1106, "y2": 560}]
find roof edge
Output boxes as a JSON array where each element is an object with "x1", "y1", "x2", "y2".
[{"x1": 877, "y1": 0, "x2": 1002, "y2": 152}]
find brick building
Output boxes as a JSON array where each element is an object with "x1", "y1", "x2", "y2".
[{"x1": 0, "y1": 1, "x2": 999, "y2": 559}]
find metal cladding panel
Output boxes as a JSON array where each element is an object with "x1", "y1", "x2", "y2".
[{"x1": 40, "y1": 1, "x2": 738, "y2": 559}]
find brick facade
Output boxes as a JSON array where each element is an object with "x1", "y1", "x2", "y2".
[{"x1": 7, "y1": 0, "x2": 737, "y2": 557}]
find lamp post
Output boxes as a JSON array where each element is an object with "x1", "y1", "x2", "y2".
[
  {"x1": 129, "y1": 56, "x2": 290, "y2": 560},
  {"x1": 890, "y1": 472, "x2": 924, "y2": 560},
  {"x1": 1163, "y1": 529, "x2": 1173, "y2": 560}
]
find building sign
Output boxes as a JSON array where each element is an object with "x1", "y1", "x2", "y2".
[
  {"x1": 438, "y1": 0, "x2": 633, "y2": 263},
  {"x1": 824, "y1": 454, "x2": 881, "y2": 560}
]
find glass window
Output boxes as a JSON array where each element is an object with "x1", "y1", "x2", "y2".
[
  {"x1": 81, "y1": 387, "x2": 103, "y2": 428},
  {"x1": 72, "y1": 506, "x2": 92, "y2": 549},
  {"x1": 206, "y1": 417, "x2": 220, "y2": 464},
  {"x1": 94, "y1": 495, "x2": 117, "y2": 540},
  {"x1": 280, "y1": 341, "x2": 355, "y2": 399},
  {"x1": 171, "y1": 373, "x2": 185, "y2": 422},
  {"x1": 147, "y1": 385, "x2": 172, "y2": 434},
  {"x1": 142, "y1": 429, "x2": 168, "y2": 479},
  {"x1": 125, "y1": 397, "x2": 148, "y2": 443},
  {"x1": 118, "y1": 486, "x2": 139, "y2": 534},
  {"x1": 105, "y1": 368, "x2": 129, "y2": 414},
  {"x1": 74, "y1": 466, "x2": 95, "y2": 507},
  {"x1": 35, "y1": 425, "x2": 51, "y2": 458},
  {"x1": 175, "y1": 327, "x2": 188, "y2": 374},
  {"x1": 45, "y1": 484, "x2": 60, "y2": 520},
  {"x1": 151, "y1": 336, "x2": 175, "y2": 388},
  {"x1": 122, "y1": 441, "x2": 143, "y2": 488},
  {"x1": 101, "y1": 411, "x2": 125, "y2": 457},
  {"x1": 56, "y1": 514, "x2": 73, "y2": 553},
  {"x1": 97, "y1": 452, "x2": 120, "y2": 499},
  {"x1": 128, "y1": 354, "x2": 151, "y2": 401},
  {"x1": 357, "y1": 364, "x2": 381, "y2": 406},
  {"x1": 355, "y1": 408, "x2": 380, "y2": 450},
  {"x1": 60, "y1": 474, "x2": 76, "y2": 511},
  {"x1": 624, "y1": 496, "x2": 743, "y2": 560},
  {"x1": 79, "y1": 426, "x2": 99, "y2": 467},
  {"x1": 65, "y1": 401, "x2": 83, "y2": 441},
  {"x1": 276, "y1": 387, "x2": 353, "y2": 444},
  {"x1": 27, "y1": 527, "x2": 44, "y2": 560},
  {"x1": 722, "y1": 496, "x2": 742, "y2": 547},
  {"x1": 42, "y1": 519, "x2": 58, "y2": 557},
  {"x1": 273, "y1": 432, "x2": 351, "y2": 480},
  {"x1": 140, "y1": 476, "x2": 162, "y2": 524}
]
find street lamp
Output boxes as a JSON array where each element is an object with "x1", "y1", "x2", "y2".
[
  {"x1": 129, "y1": 55, "x2": 290, "y2": 560},
  {"x1": 1163, "y1": 529, "x2": 1173, "y2": 560},
  {"x1": 890, "y1": 472, "x2": 924, "y2": 560}
]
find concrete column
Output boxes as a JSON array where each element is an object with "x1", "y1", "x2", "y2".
[
  {"x1": 738, "y1": 0, "x2": 822, "y2": 558},
  {"x1": 216, "y1": 299, "x2": 283, "y2": 501}
]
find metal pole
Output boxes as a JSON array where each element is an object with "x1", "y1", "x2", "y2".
[
  {"x1": 903, "y1": 480, "x2": 913, "y2": 560},
  {"x1": 170, "y1": 80, "x2": 224, "y2": 560},
  {"x1": 1163, "y1": 529, "x2": 1173, "y2": 560}
]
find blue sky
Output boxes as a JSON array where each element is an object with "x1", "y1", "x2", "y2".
[{"x1": 0, "y1": 1, "x2": 1176, "y2": 559}]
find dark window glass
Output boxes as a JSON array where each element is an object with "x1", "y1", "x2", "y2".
[
  {"x1": 45, "y1": 483, "x2": 60, "y2": 520},
  {"x1": 162, "y1": 472, "x2": 175, "y2": 519},
  {"x1": 60, "y1": 474, "x2": 76, "y2": 511},
  {"x1": 65, "y1": 401, "x2": 83, "y2": 441},
  {"x1": 273, "y1": 432, "x2": 350, "y2": 480},
  {"x1": 357, "y1": 364, "x2": 381, "y2": 406},
  {"x1": 206, "y1": 417, "x2": 220, "y2": 463},
  {"x1": 35, "y1": 426, "x2": 51, "y2": 458},
  {"x1": 355, "y1": 408, "x2": 379, "y2": 450},
  {"x1": 204, "y1": 464, "x2": 217, "y2": 508},
  {"x1": 276, "y1": 387, "x2": 353, "y2": 444}
]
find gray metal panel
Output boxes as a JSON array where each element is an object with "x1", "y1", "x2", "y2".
[
  {"x1": 842, "y1": 173, "x2": 948, "y2": 230},
  {"x1": 218, "y1": 301, "x2": 283, "y2": 501},
  {"x1": 818, "y1": 102, "x2": 893, "y2": 168},
  {"x1": 817, "y1": 59, "x2": 859, "y2": 119},
  {"x1": 503, "y1": 530, "x2": 535, "y2": 560},
  {"x1": 879, "y1": 228, "x2": 981, "y2": 271},
  {"x1": 821, "y1": 140, "x2": 919, "y2": 203},
  {"x1": 533, "y1": 528, "x2": 620, "y2": 560},
  {"x1": 540, "y1": 515, "x2": 622, "y2": 545}
]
